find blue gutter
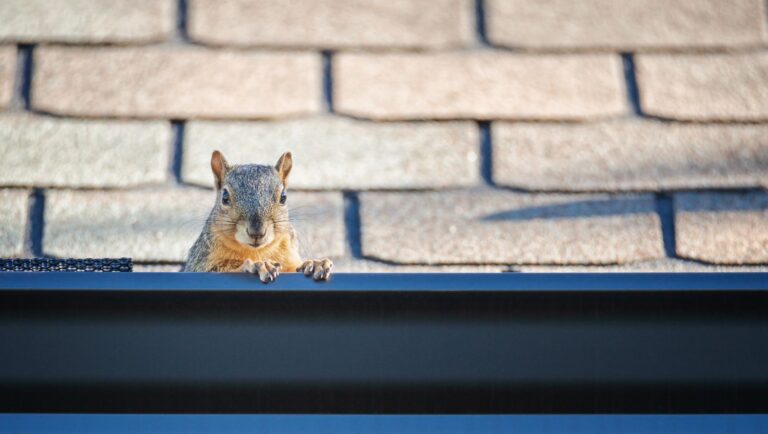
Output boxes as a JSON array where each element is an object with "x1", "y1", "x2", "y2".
[{"x1": 0, "y1": 272, "x2": 767, "y2": 413}]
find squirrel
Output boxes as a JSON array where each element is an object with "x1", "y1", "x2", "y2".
[{"x1": 183, "y1": 150, "x2": 333, "y2": 283}]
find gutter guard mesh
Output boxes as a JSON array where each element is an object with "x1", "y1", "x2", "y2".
[{"x1": 0, "y1": 258, "x2": 132, "y2": 272}]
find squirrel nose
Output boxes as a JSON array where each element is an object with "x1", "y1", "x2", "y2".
[{"x1": 247, "y1": 225, "x2": 267, "y2": 239}]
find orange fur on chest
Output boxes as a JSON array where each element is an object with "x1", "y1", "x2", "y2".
[{"x1": 206, "y1": 233, "x2": 301, "y2": 272}]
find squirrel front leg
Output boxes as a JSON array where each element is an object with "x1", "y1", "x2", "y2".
[
  {"x1": 297, "y1": 258, "x2": 333, "y2": 281},
  {"x1": 284, "y1": 229, "x2": 333, "y2": 281},
  {"x1": 240, "y1": 258, "x2": 333, "y2": 282},
  {"x1": 240, "y1": 259, "x2": 281, "y2": 283}
]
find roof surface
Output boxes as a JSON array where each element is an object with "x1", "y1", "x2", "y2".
[{"x1": 0, "y1": 0, "x2": 766, "y2": 273}]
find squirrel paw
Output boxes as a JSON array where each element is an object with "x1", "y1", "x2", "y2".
[
  {"x1": 297, "y1": 258, "x2": 333, "y2": 281},
  {"x1": 241, "y1": 259, "x2": 281, "y2": 283}
]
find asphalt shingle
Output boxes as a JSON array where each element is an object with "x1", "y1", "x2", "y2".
[
  {"x1": 0, "y1": 0, "x2": 173, "y2": 44},
  {"x1": 335, "y1": 53, "x2": 627, "y2": 120},
  {"x1": 332, "y1": 258, "x2": 504, "y2": 273},
  {"x1": 493, "y1": 120, "x2": 768, "y2": 191},
  {"x1": 0, "y1": 115, "x2": 170, "y2": 188},
  {"x1": 675, "y1": 192, "x2": 768, "y2": 264},
  {"x1": 44, "y1": 189, "x2": 211, "y2": 262},
  {"x1": 189, "y1": 0, "x2": 473, "y2": 49},
  {"x1": 44, "y1": 189, "x2": 344, "y2": 262},
  {"x1": 637, "y1": 53, "x2": 768, "y2": 121},
  {"x1": 133, "y1": 264, "x2": 183, "y2": 272},
  {"x1": 0, "y1": 189, "x2": 28, "y2": 257},
  {"x1": 0, "y1": 46, "x2": 15, "y2": 110},
  {"x1": 289, "y1": 192, "x2": 346, "y2": 260},
  {"x1": 517, "y1": 259, "x2": 768, "y2": 273},
  {"x1": 32, "y1": 47, "x2": 322, "y2": 119},
  {"x1": 184, "y1": 117, "x2": 480, "y2": 190},
  {"x1": 486, "y1": 0, "x2": 768, "y2": 50},
  {"x1": 360, "y1": 190, "x2": 663, "y2": 265}
]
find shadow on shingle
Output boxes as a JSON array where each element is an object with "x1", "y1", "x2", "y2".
[
  {"x1": 480, "y1": 196, "x2": 655, "y2": 221},
  {"x1": 482, "y1": 191, "x2": 768, "y2": 222},
  {"x1": 675, "y1": 191, "x2": 768, "y2": 213}
]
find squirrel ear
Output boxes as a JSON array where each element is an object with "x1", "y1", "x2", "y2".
[
  {"x1": 211, "y1": 150, "x2": 230, "y2": 189},
  {"x1": 275, "y1": 152, "x2": 292, "y2": 184}
]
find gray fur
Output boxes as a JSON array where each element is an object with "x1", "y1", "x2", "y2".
[
  {"x1": 226, "y1": 164, "x2": 282, "y2": 226},
  {"x1": 183, "y1": 222, "x2": 214, "y2": 271}
]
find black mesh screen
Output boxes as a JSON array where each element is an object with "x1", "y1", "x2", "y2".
[{"x1": 0, "y1": 258, "x2": 132, "y2": 272}]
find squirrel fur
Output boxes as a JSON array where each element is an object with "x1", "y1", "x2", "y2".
[{"x1": 183, "y1": 151, "x2": 333, "y2": 282}]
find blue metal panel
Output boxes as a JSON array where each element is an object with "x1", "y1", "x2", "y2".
[
  {"x1": 0, "y1": 272, "x2": 767, "y2": 413},
  {"x1": 1, "y1": 271, "x2": 767, "y2": 291},
  {"x1": 2, "y1": 415, "x2": 768, "y2": 434}
]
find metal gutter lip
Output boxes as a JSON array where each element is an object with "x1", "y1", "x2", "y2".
[{"x1": 1, "y1": 271, "x2": 767, "y2": 292}]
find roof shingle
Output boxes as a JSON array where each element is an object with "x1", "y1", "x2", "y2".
[
  {"x1": 360, "y1": 190, "x2": 663, "y2": 264},
  {"x1": 637, "y1": 53, "x2": 768, "y2": 121},
  {"x1": 675, "y1": 192, "x2": 768, "y2": 264},
  {"x1": 335, "y1": 53, "x2": 627, "y2": 120},
  {"x1": 0, "y1": 189, "x2": 28, "y2": 257},
  {"x1": 0, "y1": 46, "x2": 16, "y2": 110},
  {"x1": 184, "y1": 117, "x2": 480, "y2": 190},
  {"x1": 0, "y1": 115, "x2": 171, "y2": 188},
  {"x1": 486, "y1": 0, "x2": 768, "y2": 51},
  {"x1": 0, "y1": 0, "x2": 173, "y2": 44},
  {"x1": 493, "y1": 120, "x2": 768, "y2": 191},
  {"x1": 32, "y1": 47, "x2": 322, "y2": 119},
  {"x1": 189, "y1": 0, "x2": 473, "y2": 49}
]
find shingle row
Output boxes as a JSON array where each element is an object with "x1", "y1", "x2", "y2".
[
  {"x1": 0, "y1": 48, "x2": 760, "y2": 122},
  {"x1": 1, "y1": 0, "x2": 765, "y2": 50},
  {"x1": 1, "y1": 115, "x2": 766, "y2": 191},
  {"x1": 2, "y1": 188, "x2": 764, "y2": 265}
]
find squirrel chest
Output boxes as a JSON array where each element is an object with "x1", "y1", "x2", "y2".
[{"x1": 205, "y1": 231, "x2": 301, "y2": 273}]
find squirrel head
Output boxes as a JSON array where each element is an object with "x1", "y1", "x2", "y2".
[{"x1": 209, "y1": 150, "x2": 293, "y2": 249}]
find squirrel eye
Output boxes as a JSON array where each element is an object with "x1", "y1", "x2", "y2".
[
  {"x1": 221, "y1": 189, "x2": 230, "y2": 206},
  {"x1": 280, "y1": 190, "x2": 287, "y2": 205}
]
